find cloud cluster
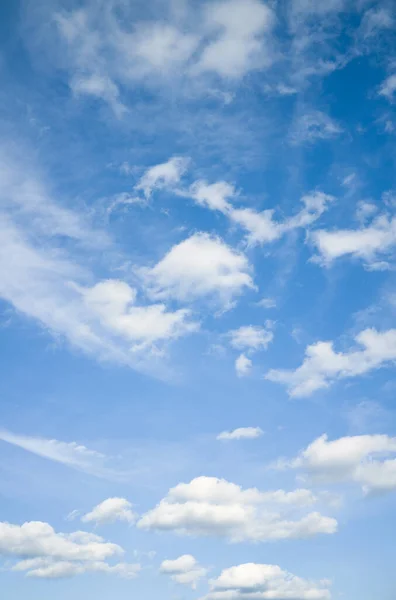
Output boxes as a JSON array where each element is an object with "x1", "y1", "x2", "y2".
[
  {"x1": 0, "y1": 521, "x2": 140, "y2": 579},
  {"x1": 53, "y1": 0, "x2": 275, "y2": 114},
  {"x1": 0, "y1": 153, "x2": 200, "y2": 376},
  {"x1": 160, "y1": 554, "x2": 207, "y2": 588},
  {"x1": 137, "y1": 476, "x2": 336, "y2": 542},
  {"x1": 202, "y1": 562, "x2": 331, "y2": 600},
  {"x1": 266, "y1": 328, "x2": 396, "y2": 397},
  {"x1": 280, "y1": 433, "x2": 396, "y2": 495}
]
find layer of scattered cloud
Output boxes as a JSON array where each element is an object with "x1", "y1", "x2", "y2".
[
  {"x1": 81, "y1": 498, "x2": 136, "y2": 525},
  {"x1": 266, "y1": 328, "x2": 396, "y2": 397},
  {"x1": 217, "y1": 427, "x2": 263, "y2": 441},
  {"x1": 278, "y1": 433, "x2": 396, "y2": 495},
  {"x1": 160, "y1": 554, "x2": 207, "y2": 589},
  {"x1": 202, "y1": 562, "x2": 331, "y2": 600},
  {"x1": 137, "y1": 476, "x2": 337, "y2": 542},
  {"x1": 141, "y1": 233, "x2": 255, "y2": 308},
  {"x1": 0, "y1": 520, "x2": 140, "y2": 579},
  {"x1": 52, "y1": 0, "x2": 276, "y2": 114},
  {"x1": 0, "y1": 153, "x2": 199, "y2": 376}
]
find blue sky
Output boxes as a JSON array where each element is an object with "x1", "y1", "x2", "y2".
[{"x1": 0, "y1": 0, "x2": 396, "y2": 598}]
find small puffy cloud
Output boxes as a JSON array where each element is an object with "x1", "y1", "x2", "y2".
[
  {"x1": 160, "y1": 554, "x2": 207, "y2": 588},
  {"x1": 266, "y1": 328, "x2": 396, "y2": 397},
  {"x1": 290, "y1": 111, "x2": 342, "y2": 145},
  {"x1": 217, "y1": 427, "x2": 263, "y2": 441},
  {"x1": 203, "y1": 562, "x2": 331, "y2": 600},
  {"x1": 134, "y1": 157, "x2": 189, "y2": 200},
  {"x1": 137, "y1": 475, "x2": 336, "y2": 542},
  {"x1": 141, "y1": 233, "x2": 255, "y2": 307},
  {"x1": 379, "y1": 74, "x2": 396, "y2": 100},
  {"x1": 280, "y1": 433, "x2": 396, "y2": 495},
  {"x1": 360, "y1": 7, "x2": 394, "y2": 39},
  {"x1": 235, "y1": 353, "x2": 252, "y2": 377},
  {"x1": 311, "y1": 214, "x2": 396, "y2": 268},
  {"x1": 229, "y1": 324, "x2": 274, "y2": 352},
  {"x1": 81, "y1": 498, "x2": 136, "y2": 525}
]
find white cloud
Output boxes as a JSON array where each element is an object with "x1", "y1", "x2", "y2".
[
  {"x1": 187, "y1": 181, "x2": 333, "y2": 246},
  {"x1": 80, "y1": 279, "x2": 198, "y2": 352},
  {"x1": 235, "y1": 353, "x2": 252, "y2": 377},
  {"x1": 71, "y1": 73, "x2": 126, "y2": 118},
  {"x1": 0, "y1": 429, "x2": 121, "y2": 480},
  {"x1": 266, "y1": 328, "x2": 396, "y2": 397},
  {"x1": 12, "y1": 557, "x2": 140, "y2": 579},
  {"x1": 0, "y1": 162, "x2": 198, "y2": 375},
  {"x1": 202, "y1": 562, "x2": 331, "y2": 600},
  {"x1": 280, "y1": 433, "x2": 396, "y2": 495},
  {"x1": 52, "y1": 0, "x2": 276, "y2": 113},
  {"x1": 81, "y1": 498, "x2": 136, "y2": 525},
  {"x1": 194, "y1": 0, "x2": 274, "y2": 79},
  {"x1": 359, "y1": 7, "x2": 394, "y2": 39},
  {"x1": 229, "y1": 325, "x2": 274, "y2": 351},
  {"x1": 217, "y1": 427, "x2": 263, "y2": 441},
  {"x1": 290, "y1": 111, "x2": 342, "y2": 145},
  {"x1": 141, "y1": 233, "x2": 255, "y2": 307},
  {"x1": 257, "y1": 297, "x2": 277, "y2": 309},
  {"x1": 379, "y1": 74, "x2": 396, "y2": 100},
  {"x1": 311, "y1": 213, "x2": 396, "y2": 268},
  {"x1": 160, "y1": 554, "x2": 207, "y2": 589},
  {"x1": 0, "y1": 523, "x2": 121, "y2": 561},
  {"x1": 134, "y1": 157, "x2": 190, "y2": 200},
  {"x1": 137, "y1": 476, "x2": 336, "y2": 542}
]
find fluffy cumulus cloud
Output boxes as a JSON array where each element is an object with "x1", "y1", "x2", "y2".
[
  {"x1": 202, "y1": 562, "x2": 331, "y2": 600},
  {"x1": 0, "y1": 520, "x2": 140, "y2": 579},
  {"x1": 280, "y1": 433, "x2": 396, "y2": 495},
  {"x1": 235, "y1": 353, "x2": 253, "y2": 377},
  {"x1": 311, "y1": 213, "x2": 396, "y2": 269},
  {"x1": 266, "y1": 328, "x2": 396, "y2": 397},
  {"x1": 160, "y1": 554, "x2": 207, "y2": 588},
  {"x1": 137, "y1": 476, "x2": 337, "y2": 542},
  {"x1": 81, "y1": 498, "x2": 136, "y2": 525},
  {"x1": 217, "y1": 427, "x2": 263, "y2": 441},
  {"x1": 141, "y1": 233, "x2": 255, "y2": 307}
]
